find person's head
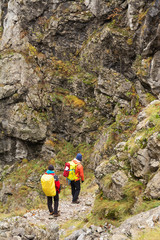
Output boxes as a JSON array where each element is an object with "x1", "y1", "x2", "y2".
[
  {"x1": 76, "y1": 153, "x2": 82, "y2": 161},
  {"x1": 48, "y1": 164, "x2": 54, "y2": 170}
]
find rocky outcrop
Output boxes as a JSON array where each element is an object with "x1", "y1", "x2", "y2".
[
  {"x1": 145, "y1": 171, "x2": 160, "y2": 199},
  {"x1": 110, "y1": 205, "x2": 160, "y2": 240},
  {"x1": 0, "y1": 0, "x2": 160, "y2": 166},
  {"x1": 129, "y1": 105, "x2": 160, "y2": 183},
  {"x1": 130, "y1": 148, "x2": 150, "y2": 178},
  {"x1": 96, "y1": 165, "x2": 128, "y2": 200},
  {"x1": 94, "y1": 100, "x2": 160, "y2": 201},
  {"x1": 95, "y1": 68, "x2": 133, "y2": 115},
  {"x1": 0, "y1": 215, "x2": 59, "y2": 240},
  {"x1": 65, "y1": 205, "x2": 160, "y2": 240},
  {"x1": 0, "y1": 2, "x2": 160, "y2": 238}
]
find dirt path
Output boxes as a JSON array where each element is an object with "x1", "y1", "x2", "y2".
[{"x1": 23, "y1": 192, "x2": 95, "y2": 227}]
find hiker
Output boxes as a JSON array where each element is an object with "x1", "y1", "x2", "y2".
[
  {"x1": 44, "y1": 165, "x2": 61, "y2": 217},
  {"x1": 71, "y1": 153, "x2": 84, "y2": 204}
]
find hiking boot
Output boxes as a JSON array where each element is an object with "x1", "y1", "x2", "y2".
[
  {"x1": 49, "y1": 211, "x2": 60, "y2": 215},
  {"x1": 72, "y1": 200, "x2": 80, "y2": 204},
  {"x1": 49, "y1": 212, "x2": 54, "y2": 215},
  {"x1": 54, "y1": 213, "x2": 60, "y2": 217}
]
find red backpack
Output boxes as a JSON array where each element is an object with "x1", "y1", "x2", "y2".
[{"x1": 63, "y1": 162, "x2": 70, "y2": 177}]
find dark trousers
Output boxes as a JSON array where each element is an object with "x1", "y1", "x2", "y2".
[
  {"x1": 47, "y1": 191, "x2": 59, "y2": 214},
  {"x1": 71, "y1": 180, "x2": 80, "y2": 202}
]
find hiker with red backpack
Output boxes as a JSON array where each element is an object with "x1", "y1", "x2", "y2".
[
  {"x1": 71, "y1": 153, "x2": 84, "y2": 204},
  {"x1": 41, "y1": 165, "x2": 61, "y2": 217}
]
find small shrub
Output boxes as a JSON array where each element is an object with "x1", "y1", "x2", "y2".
[
  {"x1": 127, "y1": 38, "x2": 133, "y2": 45},
  {"x1": 157, "y1": 133, "x2": 160, "y2": 141},
  {"x1": 65, "y1": 95, "x2": 85, "y2": 108}
]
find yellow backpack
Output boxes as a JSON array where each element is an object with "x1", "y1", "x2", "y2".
[
  {"x1": 67, "y1": 161, "x2": 77, "y2": 181},
  {"x1": 41, "y1": 174, "x2": 56, "y2": 196}
]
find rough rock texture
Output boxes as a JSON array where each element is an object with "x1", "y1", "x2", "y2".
[
  {"x1": 65, "y1": 205, "x2": 160, "y2": 240},
  {"x1": 145, "y1": 171, "x2": 160, "y2": 199},
  {"x1": 130, "y1": 148, "x2": 150, "y2": 178},
  {"x1": 0, "y1": 191, "x2": 95, "y2": 240},
  {"x1": 0, "y1": 215, "x2": 59, "y2": 240},
  {"x1": 0, "y1": 1, "x2": 160, "y2": 238},
  {"x1": 0, "y1": 0, "x2": 160, "y2": 166},
  {"x1": 110, "y1": 205, "x2": 160, "y2": 240},
  {"x1": 94, "y1": 100, "x2": 160, "y2": 201},
  {"x1": 97, "y1": 168, "x2": 128, "y2": 200},
  {"x1": 1, "y1": 193, "x2": 160, "y2": 240},
  {"x1": 129, "y1": 122, "x2": 160, "y2": 181}
]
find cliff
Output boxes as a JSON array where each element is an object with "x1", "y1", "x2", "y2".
[{"x1": 0, "y1": 0, "x2": 160, "y2": 239}]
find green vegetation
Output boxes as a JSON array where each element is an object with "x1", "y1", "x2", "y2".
[
  {"x1": 0, "y1": 207, "x2": 29, "y2": 221},
  {"x1": 103, "y1": 114, "x2": 137, "y2": 152},
  {"x1": 93, "y1": 180, "x2": 144, "y2": 224},
  {"x1": 0, "y1": 159, "x2": 47, "y2": 215},
  {"x1": 0, "y1": 139, "x2": 94, "y2": 218},
  {"x1": 133, "y1": 199, "x2": 160, "y2": 215},
  {"x1": 135, "y1": 227, "x2": 160, "y2": 240},
  {"x1": 125, "y1": 101, "x2": 160, "y2": 156},
  {"x1": 22, "y1": 43, "x2": 97, "y2": 88},
  {"x1": 127, "y1": 38, "x2": 133, "y2": 45},
  {"x1": 82, "y1": 101, "x2": 160, "y2": 227},
  {"x1": 28, "y1": 43, "x2": 38, "y2": 56},
  {"x1": 137, "y1": 9, "x2": 149, "y2": 24},
  {"x1": 81, "y1": 171, "x2": 97, "y2": 193},
  {"x1": 2, "y1": 159, "x2": 46, "y2": 183},
  {"x1": 60, "y1": 219, "x2": 85, "y2": 240},
  {"x1": 123, "y1": 180, "x2": 144, "y2": 204},
  {"x1": 65, "y1": 95, "x2": 85, "y2": 108},
  {"x1": 51, "y1": 90, "x2": 86, "y2": 109},
  {"x1": 0, "y1": 8, "x2": 160, "y2": 238},
  {"x1": 87, "y1": 180, "x2": 160, "y2": 226},
  {"x1": 107, "y1": 22, "x2": 133, "y2": 38},
  {"x1": 145, "y1": 93, "x2": 157, "y2": 103},
  {"x1": 133, "y1": 55, "x2": 152, "y2": 78},
  {"x1": 88, "y1": 193, "x2": 127, "y2": 226},
  {"x1": 54, "y1": 139, "x2": 94, "y2": 168},
  {"x1": 84, "y1": 100, "x2": 160, "y2": 227}
]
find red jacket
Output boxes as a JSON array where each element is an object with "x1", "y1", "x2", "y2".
[
  {"x1": 45, "y1": 171, "x2": 61, "y2": 193},
  {"x1": 73, "y1": 159, "x2": 84, "y2": 182}
]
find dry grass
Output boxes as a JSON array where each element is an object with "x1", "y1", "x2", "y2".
[
  {"x1": 65, "y1": 95, "x2": 85, "y2": 108},
  {"x1": 135, "y1": 226, "x2": 160, "y2": 240}
]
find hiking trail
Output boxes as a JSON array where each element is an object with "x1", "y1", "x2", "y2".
[{"x1": 23, "y1": 191, "x2": 95, "y2": 229}]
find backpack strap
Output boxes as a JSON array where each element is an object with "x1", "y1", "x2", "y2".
[{"x1": 54, "y1": 175, "x2": 59, "y2": 181}]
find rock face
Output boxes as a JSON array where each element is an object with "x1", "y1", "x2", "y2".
[
  {"x1": 145, "y1": 171, "x2": 160, "y2": 199},
  {"x1": 94, "y1": 100, "x2": 160, "y2": 201},
  {"x1": 0, "y1": 0, "x2": 160, "y2": 166},
  {"x1": 0, "y1": 0, "x2": 160, "y2": 224}
]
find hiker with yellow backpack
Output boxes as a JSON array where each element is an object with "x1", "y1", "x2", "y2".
[
  {"x1": 41, "y1": 165, "x2": 61, "y2": 217},
  {"x1": 69, "y1": 153, "x2": 84, "y2": 204}
]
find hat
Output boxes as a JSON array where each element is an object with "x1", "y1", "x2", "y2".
[
  {"x1": 76, "y1": 153, "x2": 82, "y2": 161},
  {"x1": 48, "y1": 164, "x2": 54, "y2": 170}
]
